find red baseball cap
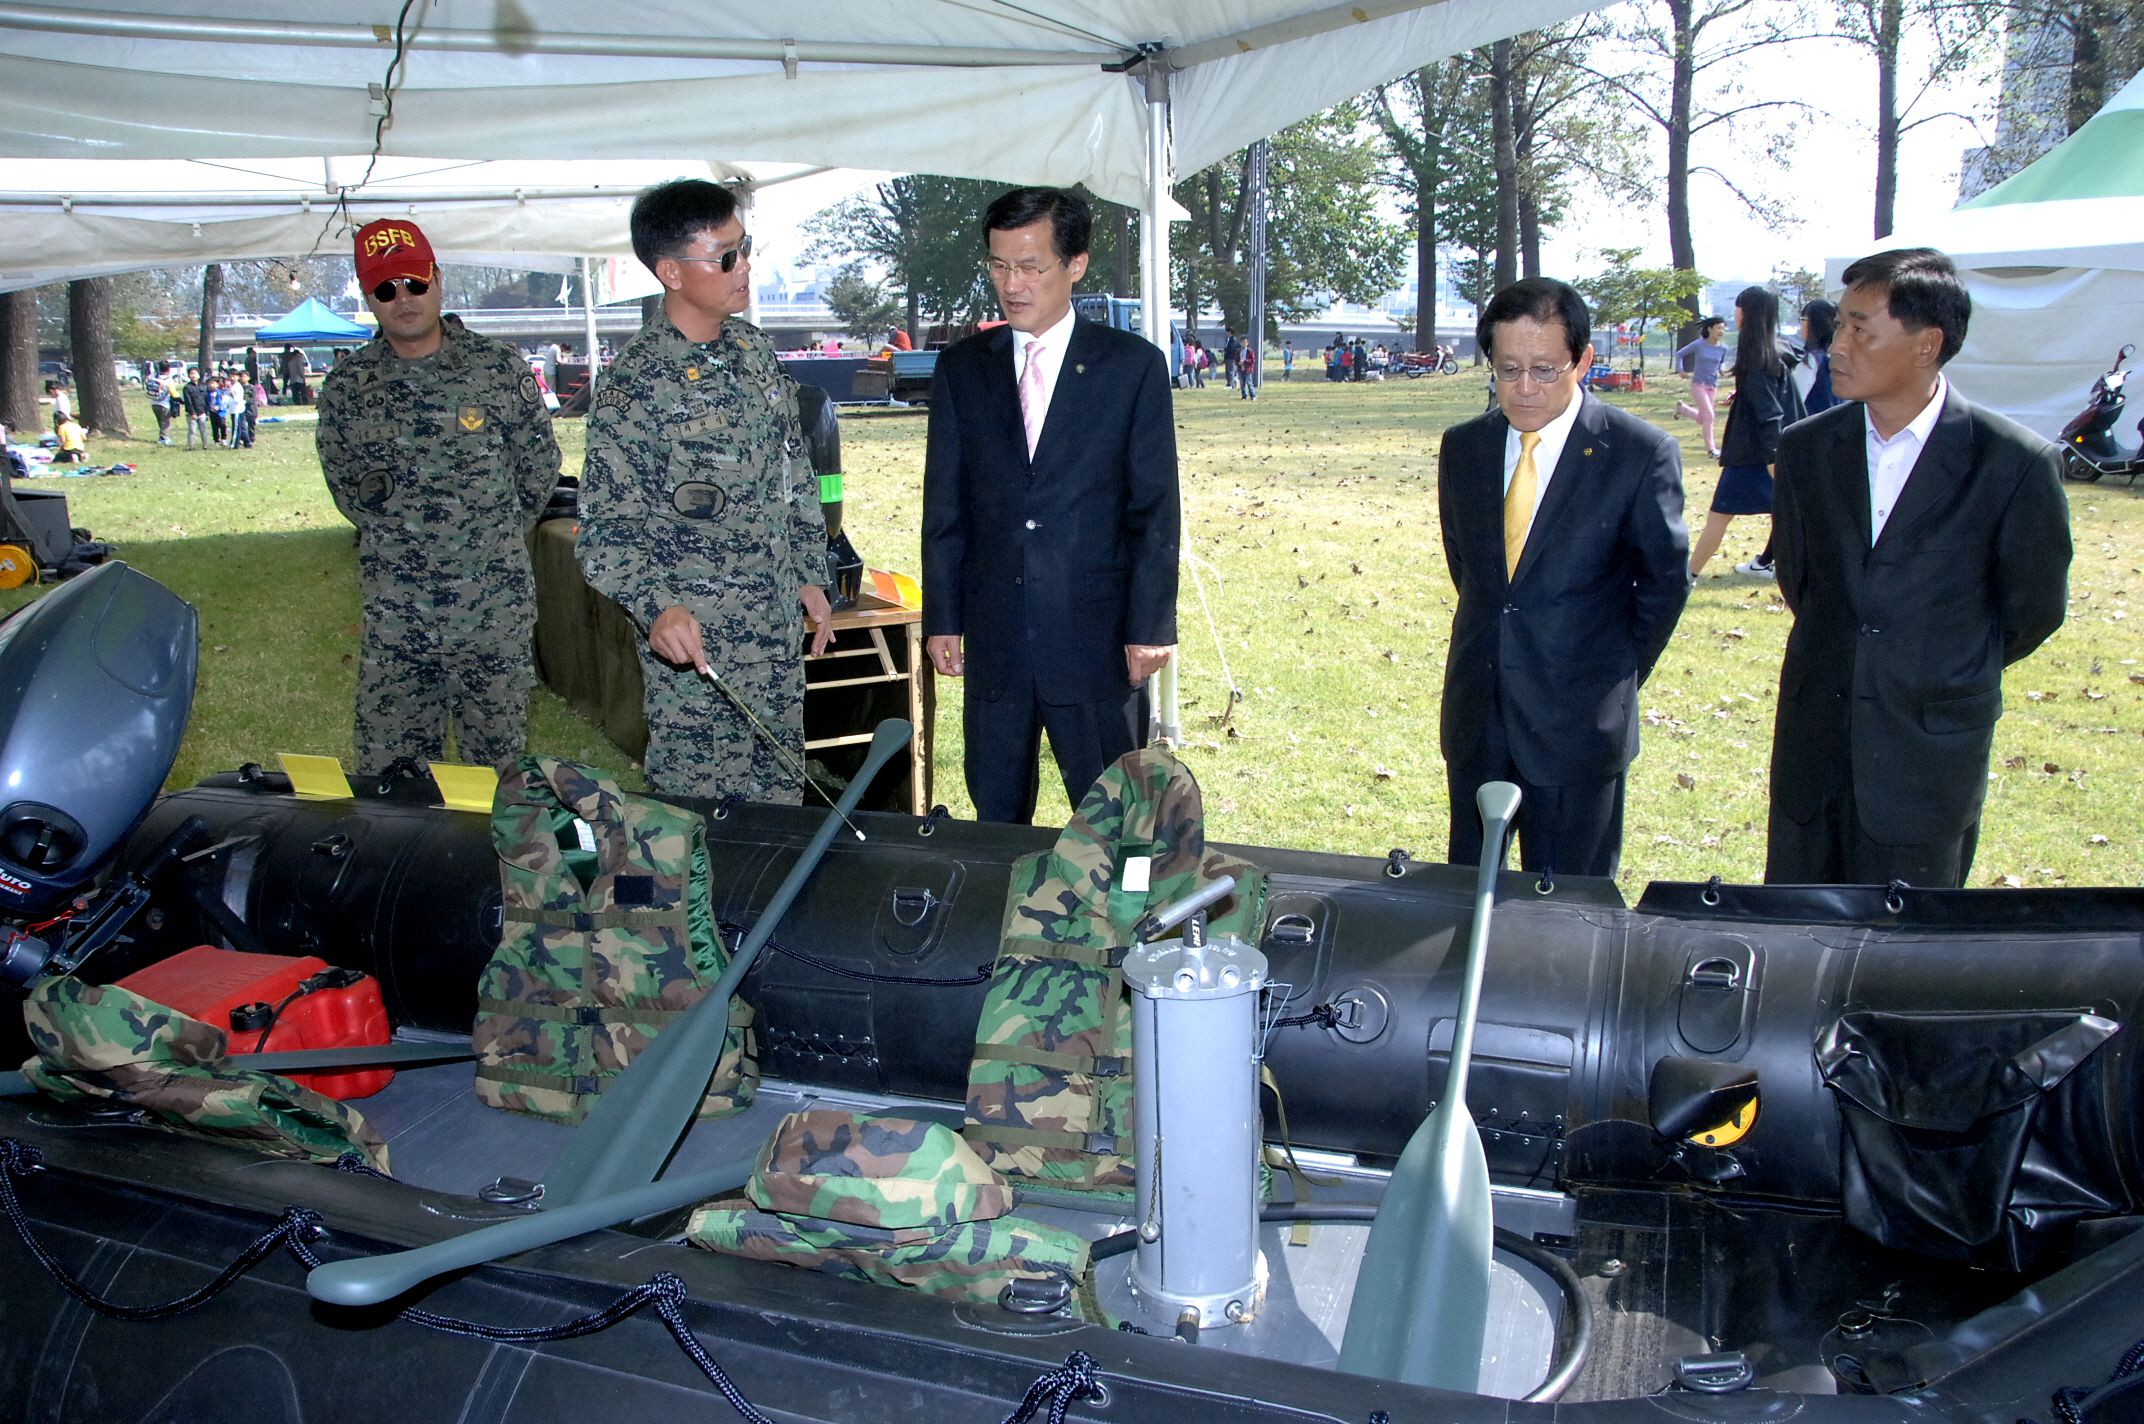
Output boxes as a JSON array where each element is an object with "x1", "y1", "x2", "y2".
[{"x1": 353, "y1": 219, "x2": 436, "y2": 291}]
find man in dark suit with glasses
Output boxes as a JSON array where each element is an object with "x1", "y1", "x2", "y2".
[
  {"x1": 921, "y1": 187, "x2": 1179, "y2": 823},
  {"x1": 1438, "y1": 277, "x2": 1691, "y2": 877}
]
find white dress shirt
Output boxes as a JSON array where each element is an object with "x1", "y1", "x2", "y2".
[
  {"x1": 1502, "y1": 387, "x2": 1585, "y2": 547},
  {"x1": 1866, "y1": 374, "x2": 1947, "y2": 542},
  {"x1": 1010, "y1": 305, "x2": 1077, "y2": 427}
]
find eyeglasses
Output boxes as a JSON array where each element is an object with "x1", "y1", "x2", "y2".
[
  {"x1": 369, "y1": 277, "x2": 430, "y2": 302},
  {"x1": 672, "y1": 235, "x2": 754, "y2": 273},
  {"x1": 983, "y1": 258, "x2": 1064, "y2": 282},
  {"x1": 1492, "y1": 359, "x2": 1578, "y2": 385}
]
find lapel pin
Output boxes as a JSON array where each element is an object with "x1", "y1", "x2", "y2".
[
  {"x1": 1075, "y1": 363, "x2": 1085, "y2": 374},
  {"x1": 1583, "y1": 447, "x2": 1593, "y2": 456}
]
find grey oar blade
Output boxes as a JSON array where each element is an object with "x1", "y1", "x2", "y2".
[
  {"x1": 0, "y1": 1040, "x2": 474, "y2": 1098},
  {"x1": 538, "y1": 718, "x2": 913, "y2": 1208},
  {"x1": 1338, "y1": 780, "x2": 1520, "y2": 1390},
  {"x1": 307, "y1": 1152, "x2": 755, "y2": 1307}
]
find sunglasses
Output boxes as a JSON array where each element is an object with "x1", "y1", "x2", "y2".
[
  {"x1": 671, "y1": 234, "x2": 753, "y2": 273},
  {"x1": 369, "y1": 277, "x2": 431, "y2": 302}
]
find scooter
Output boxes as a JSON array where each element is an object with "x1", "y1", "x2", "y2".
[{"x1": 2058, "y1": 343, "x2": 2144, "y2": 483}]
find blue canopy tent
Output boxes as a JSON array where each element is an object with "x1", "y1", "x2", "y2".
[{"x1": 252, "y1": 297, "x2": 369, "y2": 344}]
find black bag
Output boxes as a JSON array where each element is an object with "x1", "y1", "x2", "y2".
[{"x1": 1817, "y1": 1008, "x2": 2124, "y2": 1269}]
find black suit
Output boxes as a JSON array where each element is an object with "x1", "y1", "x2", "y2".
[
  {"x1": 1439, "y1": 392, "x2": 1690, "y2": 875},
  {"x1": 922, "y1": 318, "x2": 1179, "y2": 822},
  {"x1": 1766, "y1": 386, "x2": 2071, "y2": 885}
]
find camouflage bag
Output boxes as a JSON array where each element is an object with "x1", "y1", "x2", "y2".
[
  {"x1": 963, "y1": 749, "x2": 1267, "y2": 1190},
  {"x1": 474, "y1": 755, "x2": 755, "y2": 1124},
  {"x1": 19, "y1": 976, "x2": 390, "y2": 1171},
  {"x1": 686, "y1": 1109, "x2": 1088, "y2": 1302}
]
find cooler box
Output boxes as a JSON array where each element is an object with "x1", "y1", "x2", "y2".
[{"x1": 117, "y1": 946, "x2": 395, "y2": 1099}]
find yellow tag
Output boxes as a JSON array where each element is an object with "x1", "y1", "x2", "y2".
[
  {"x1": 686, "y1": 366, "x2": 700, "y2": 380},
  {"x1": 457, "y1": 406, "x2": 486, "y2": 432},
  {"x1": 429, "y1": 762, "x2": 500, "y2": 814},
  {"x1": 1692, "y1": 1096, "x2": 1758, "y2": 1147},
  {"x1": 278, "y1": 753, "x2": 354, "y2": 801}
]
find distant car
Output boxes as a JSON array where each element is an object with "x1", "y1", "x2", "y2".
[{"x1": 113, "y1": 361, "x2": 141, "y2": 385}]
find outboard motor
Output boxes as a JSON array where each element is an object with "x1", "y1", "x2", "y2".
[
  {"x1": 2060, "y1": 344, "x2": 2136, "y2": 473},
  {"x1": 0, "y1": 562, "x2": 200, "y2": 984}
]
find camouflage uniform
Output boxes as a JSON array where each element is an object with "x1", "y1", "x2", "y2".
[
  {"x1": 20, "y1": 975, "x2": 390, "y2": 1171},
  {"x1": 576, "y1": 308, "x2": 825, "y2": 801},
  {"x1": 317, "y1": 313, "x2": 560, "y2": 775},
  {"x1": 687, "y1": 1110, "x2": 1089, "y2": 1303}
]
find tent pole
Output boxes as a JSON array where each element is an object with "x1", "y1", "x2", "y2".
[
  {"x1": 580, "y1": 256, "x2": 600, "y2": 395},
  {"x1": 1141, "y1": 59, "x2": 1181, "y2": 750}
]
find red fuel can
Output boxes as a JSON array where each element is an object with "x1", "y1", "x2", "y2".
[{"x1": 117, "y1": 946, "x2": 395, "y2": 1100}]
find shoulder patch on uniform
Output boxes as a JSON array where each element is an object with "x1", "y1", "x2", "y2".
[
  {"x1": 596, "y1": 387, "x2": 632, "y2": 412},
  {"x1": 519, "y1": 373, "x2": 541, "y2": 405}
]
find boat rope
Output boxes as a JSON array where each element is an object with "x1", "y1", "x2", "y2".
[
  {"x1": 0, "y1": 1138, "x2": 1128, "y2": 1423},
  {"x1": 721, "y1": 919, "x2": 996, "y2": 987},
  {"x1": 2022, "y1": 1333, "x2": 2144, "y2": 1424},
  {"x1": 1001, "y1": 1348, "x2": 1105, "y2": 1424},
  {"x1": 0, "y1": 1139, "x2": 322, "y2": 1322}
]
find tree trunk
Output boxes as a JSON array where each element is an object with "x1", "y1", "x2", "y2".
[
  {"x1": 1417, "y1": 70, "x2": 1441, "y2": 354},
  {"x1": 196, "y1": 264, "x2": 222, "y2": 377},
  {"x1": 1665, "y1": 0, "x2": 1699, "y2": 321},
  {"x1": 1873, "y1": 0, "x2": 1901, "y2": 239},
  {"x1": 2069, "y1": 2, "x2": 2110, "y2": 138},
  {"x1": 1513, "y1": 77, "x2": 1541, "y2": 280},
  {"x1": 1490, "y1": 38, "x2": 1519, "y2": 292},
  {"x1": 69, "y1": 278, "x2": 129, "y2": 437},
  {"x1": 905, "y1": 288, "x2": 920, "y2": 347},
  {"x1": 0, "y1": 291, "x2": 39, "y2": 436},
  {"x1": 1112, "y1": 203, "x2": 1133, "y2": 296}
]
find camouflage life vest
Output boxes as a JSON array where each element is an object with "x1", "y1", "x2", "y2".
[
  {"x1": 19, "y1": 975, "x2": 389, "y2": 1171},
  {"x1": 686, "y1": 1109, "x2": 1088, "y2": 1303},
  {"x1": 474, "y1": 756, "x2": 755, "y2": 1124},
  {"x1": 963, "y1": 749, "x2": 1267, "y2": 1190}
]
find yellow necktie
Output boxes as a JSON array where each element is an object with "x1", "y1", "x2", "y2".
[{"x1": 1504, "y1": 430, "x2": 1542, "y2": 578}]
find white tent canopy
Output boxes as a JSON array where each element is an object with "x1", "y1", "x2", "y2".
[
  {"x1": 0, "y1": 0, "x2": 1603, "y2": 334},
  {"x1": 1829, "y1": 68, "x2": 2144, "y2": 440}
]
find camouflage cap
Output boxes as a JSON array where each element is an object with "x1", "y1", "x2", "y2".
[{"x1": 749, "y1": 1110, "x2": 1013, "y2": 1234}]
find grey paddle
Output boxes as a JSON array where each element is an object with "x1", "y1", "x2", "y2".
[
  {"x1": 530, "y1": 716, "x2": 912, "y2": 1209},
  {"x1": 1337, "y1": 779, "x2": 1521, "y2": 1390},
  {"x1": 0, "y1": 1040, "x2": 475, "y2": 1098},
  {"x1": 306, "y1": 1151, "x2": 757, "y2": 1307}
]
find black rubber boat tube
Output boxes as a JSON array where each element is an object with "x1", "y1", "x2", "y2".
[{"x1": 1089, "y1": 1204, "x2": 1593, "y2": 1402}]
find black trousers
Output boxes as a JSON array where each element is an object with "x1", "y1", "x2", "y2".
[
  {"x1": 1446, "y1": 695, "x2": 1627, "y2": 878},
  {"x1": 1765, "y1": 770, "x2": 1979, "y2": 888},
  {"x1": 964, "y1": 632, "x2": 1147, "y2": 826}
]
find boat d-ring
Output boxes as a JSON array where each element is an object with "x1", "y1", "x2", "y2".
[
  {"x1": 918, "y1": 804, "x2": 949, "y2": 837},
  {"x1": 1885, "y1": 880, "x2": 1908, "y2": 914},
  {"x1": 711, "y1": 793, "x2": 745, "y2": 821},
  {"x1": 1384, "y1": 847, "x2": 1412, "y2": 879},
  {"x1": 1534, "y1": 872, "x2": 1555, "y2": 895},
  {"x1": 1701, "y1": 875, "x2": 1723, "y2": 907}
]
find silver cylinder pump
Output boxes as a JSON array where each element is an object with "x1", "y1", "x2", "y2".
[{"x1": 1122, "y1": 883, "x2": 1270, "y2": 1332}]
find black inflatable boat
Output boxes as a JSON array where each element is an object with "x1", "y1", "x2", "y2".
[{"x1": 4, "y1": 564, "x2": 2144, "y2": 1424}]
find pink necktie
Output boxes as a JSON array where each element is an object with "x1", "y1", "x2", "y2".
[{"x1": 1019, "y1": 340, "x2": 1047, "y2": 458}]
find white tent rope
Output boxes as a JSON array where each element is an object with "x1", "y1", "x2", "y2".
[{"x1": 1181, "y1": 548, "x2": 1242, "y2": 729}]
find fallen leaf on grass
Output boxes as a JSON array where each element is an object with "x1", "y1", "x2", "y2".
[
  {"x1": 1994, "y1": 874, "x2": 2024, "y2": 888},
  {"x1": 1700, "y1": 835, "x2": 1722, "y2": 849},
  {"x1": 1654, "y1": 834, "x2": 1682, "y2": 845},
  {"x1": 211, "y1": 644, "x2": 226, "y2": 652},
  {"x1": 2045, "y1": 762, "x2": 2062, "y2": 774},
  {"x1": 2027, "y1": 690, "x2": 2051, "y2": 701},
  {"x1": 1722, "y1": 628, "x2": 1747, "y2": 640},
  {"x1": 2090, "y1": 834, "x2": 2111, "y2": 845},
  {"x1": 341, "y1": 653, "x2": 353, "y2": 665},
  {"x1": 2003, "y1": 755, "x2": 2028, "y2": 768},
  {"x1": 1372, "y1": 765, "x2": 1395, "y2": 781},
  {"x1": 1381, "y1": 650, "x2": 1399, "y2": 662},
  {"x1": 1675, "y1": 773, "x2": 1697, "y2": 790}
]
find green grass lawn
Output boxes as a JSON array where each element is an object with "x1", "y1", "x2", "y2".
[{"x1": 26, "y1": 375, "x2": 2143, "y2": 896}]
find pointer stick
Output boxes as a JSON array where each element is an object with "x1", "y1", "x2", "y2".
[{"x1": 698, "y1": 667, "x2": 866, "y2": 842}]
